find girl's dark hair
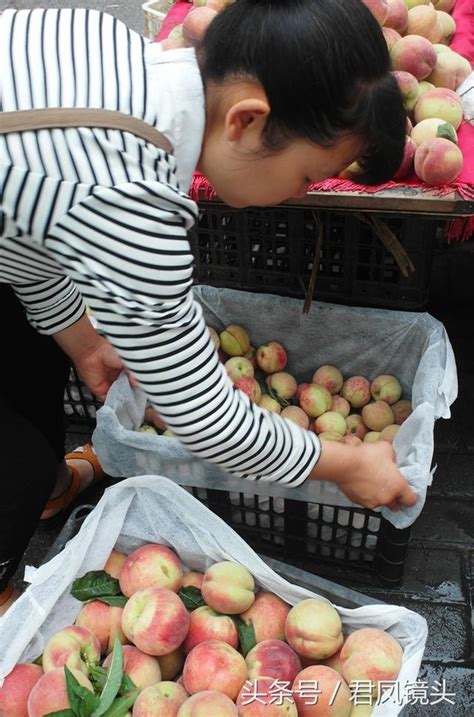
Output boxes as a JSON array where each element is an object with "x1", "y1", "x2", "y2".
[{"x1": 201, "y1": 0, "x2": 406, "y2": 184}]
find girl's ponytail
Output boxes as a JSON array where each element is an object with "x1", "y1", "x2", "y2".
[{"x1": 201, "y1": 0, "x2": 405, "y2": 184}]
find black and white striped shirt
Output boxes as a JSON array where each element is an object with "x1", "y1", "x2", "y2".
[{"x1": 0, "y1": 8, "x2": 320, "y2": 485}]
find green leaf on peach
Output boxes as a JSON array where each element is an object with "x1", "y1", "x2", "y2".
[
  {"x1": 233, "y1": 615, "x2": 257, "y2": 657},
  {"x1": 71, "y1": 571, "x2": 122, "y2": 602},
  {"x1": 178, "y1": 586, "x2": 206, "y2": 610},
  {"x1": 92, "y1": 632, "x2": 124, "y2": 716}
]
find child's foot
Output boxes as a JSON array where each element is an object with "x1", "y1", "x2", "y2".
[
  {"x1": 0, "y1": 582, "x2": 20, "y2": 618},
  {"x1": 40, "y1": 445, "x2": 104, "y2": 520}
]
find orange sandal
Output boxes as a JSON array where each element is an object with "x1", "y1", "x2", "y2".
[
  {"x1": 0, "y1": 582, "x2": 14, "y2": 606},
  {"x1": 41, "y1": 444, "x2": 105, "y2": 520}
]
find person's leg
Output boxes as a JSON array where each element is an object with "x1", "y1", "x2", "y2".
[{"x1": 0, "y1": 396, "x2": 58, "y2": 614}]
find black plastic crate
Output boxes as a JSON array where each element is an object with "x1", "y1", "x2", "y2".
[
  {"x1": 186, "y1": 483, "x2": 411, "y2": 587},
  {"x1": 189, "y1": 203, "x2": 439, "y2": 309},
  {"x1": 44, "y1": 505, "x2": 383, "y2": 610},
  {"x1": 63, "y1": 367, "x2": 102, "y2": 432}
]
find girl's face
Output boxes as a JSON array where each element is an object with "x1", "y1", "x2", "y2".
[
  {"x1": 198, "y1": 82, "x2": 364, "y2": 208},
  {"x1": 200, "y1": 134, "x2": 364, "y2": 208}
]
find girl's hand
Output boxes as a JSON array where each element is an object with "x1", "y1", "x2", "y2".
[
  {"x1": 310, "y1": 439, "x2": 417, "y2": 512},
  {"x1": 73, "y1": 335, "x2": 127, "y2": 401}
]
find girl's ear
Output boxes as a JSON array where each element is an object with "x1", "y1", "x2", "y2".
[{"x1": 224, "y1": 99, "x2": 270, "y2": 143}]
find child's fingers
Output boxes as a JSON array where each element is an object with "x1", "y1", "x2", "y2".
[{"x1": 398, "y1": 482, "x2": 418, "y2": 508}]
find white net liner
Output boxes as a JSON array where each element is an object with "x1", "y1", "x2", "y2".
[
  {"x1": 93, "y1": 286, "x2": 458, "y2": 529},
  {"x1": 0, "y1": 476, "x2": 427, "y2": 716}
]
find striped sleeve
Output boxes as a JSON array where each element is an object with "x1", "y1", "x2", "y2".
[
  {"x1": 45, "y1": 181, "x2": 321, "y2": 486},
  {"x1": 13, "y1": 276, "x2": 85, "y2": 334}
]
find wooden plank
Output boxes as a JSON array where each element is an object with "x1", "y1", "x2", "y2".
[{"x1": 196, "y1": 185, "x2": 474, "y2": 217}]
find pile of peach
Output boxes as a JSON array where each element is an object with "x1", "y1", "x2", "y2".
[
  {"x1": 141, "y1": 324, "x2": 412, "y2": 447},
  {"x1": 0, "y1": 543, "x2": 405, "y2": 716},
  {"x1": 352, "y1": 0, "x2": 471, "y2": 185}
]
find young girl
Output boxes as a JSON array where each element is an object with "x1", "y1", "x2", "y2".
[{"x1": 0, "y1": 0, "x2": 416, "y2": 612}]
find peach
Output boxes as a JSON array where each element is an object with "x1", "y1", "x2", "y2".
[
  {"x1": 292, "y1": 665, "x2": 352, "y2": 717},
  {"x1": 42, "y1": 625, "x2": 101, "y2": 675},
  {"x1": 411, "y1": 118, "x2": 457, "y2": 146},
  {"x1": 162, "y1": 25, "x2": 188, "y2": 50},
  {"x1": 382, "y1": 27, "x2": 402, "y2": 52},
  {"x1": 404, "y1": 0, "x2": 430, "y2": 7},
  {"x1": 240, "y1": 592, "x2": 291, "y2": 643},
  {"x1": 414, "y1": 137, "x2": 463, "y2": 184},
  {"x1": 427, "y1": 50, "x2": 472, "y2": 91},
  {"x1": 393, "y1": 136, "x2": 417, "y2": 178},
  {"x1": 321, "y1": 645, "x2": 345, "y2": 676},
  {"x1": 406, "y1": 116, "x2": 414, "y2": 134},
  {"x1": 259, "y1": 395, "x2": 282, "y2": 414},
  {"x1": 246, "y1": 640, "x2": 302, "y2": 683},
  {"x1": 313, "y1": 412, "x2": 347, "y2": 436},
  {"x1": 121, "y1": 587, "x2": 190, "y2": 656},
  {"x1": 318, "y1": 432, "x2": 345, "y2": 442},
  {"x1": 255, "y1": 341, "x2": 288, "y2": 374},
  {"x1": 296, "y1": 383, "x2": 311, "y2": 402},
  {"x1": 158, "y1": 649, "x2": 185, "y2": 681},
  {"x1": 177, "y1": 691, "x2": 238, "y2": 716},
  {"x1": 281, "y1": 406, "x2": 310, "y2": 429},
  {"x1": 432, "y1": 0, "x2": 455, "y2": 11},
  {"x1": 266, "y1": 372, "x2": 298, "y2": 401},
  {"x1": 144, "y1": 407, "x2": 167, "y2": 431},
  {"x1": 244, "y1": 346, "x2": 258, "y2": 370},
  {"x1": 312, "y1": 366, "x2": 344, "y2": 395},
  {"x1": 344, "y1": 435, "x2": 363, "y2": 447},
  {"x1": 345, "y1": 415, "x2": 369, "y2": 440},
  {"x1": 364, "y1": 432, "x2": 381, "y2": 443},
  {"x1": 406, "y1": 5, "x2": 443, "y2": 42},
  {"x1": 27, "y1": 667, "x2": 94, "y2": 717},
  {"x1": 237, "y1": 677, "x2": 298, "y2": 716},
  {"x1": 183, "y1": 641, "x2": 247, "y2": 700},
  {"x1": 414, "y1": 88, "x2": 463, "y2": 129},
  {"x1": 285, "y1": 599, "x2": 343, "y2": 660},
  {"x1": 361, "y1": 401, "x2": 395, "y2": 431},
  {"x1": 75, "y1": 599, "x2": 127, "y2": 654},
  {"x1": 133, "y1": 681, "x2": 188, "y2": 716},
  {"x1": 182, "y1": 572, "x2": 204, "y2": 590},
  {"x1": 103, "y1": 548, "x2": 127, "y2": 579},
  {"x1": 225, "y1": 356, "x2": 254, "y2": 382},
  {"x1": 299, "y1": 384, "x2": 332, "y2": 418},
  {"x1": 194, "y1": 0, "x2": 227, "y2": 9},
  {"x1": 140, "y1": 424, "x2": 158, "y2": 435},
  {"x1": 349, "y1": 706, "x2": 374, "y2": 716},
  {"x1": 390, "y1": 35, "x2": 437, "y2": 80},
  {"x1": 379, "y1": 424, "x2": 400, "y2": 443},
  {"x1": 391, "y1": 399, "x2": 413, "y2": 424},
  {"x1": 340, "y1": 628, "x2": 403, "y2": 696},
  {"x1": 235, "y1": 376, "x2": 262, "y2": 403},
  {"x1": 103, "y1": 644, "x2": 161, "y2": 690},
  {"x1": 436, "y1": 10, "x2": 456, "y2": 43},
  {"x1": 119, "y1": 543, "x2": 183, "y2": 597},
  {"x1": 182, "y1": 6, "x2": 218, "y2": 46},
  {"x1": 361, "y1": 0, "x2": 388, "y2": 25},
  {"x1": 392, "y1": 70, "x2": 420, "y2": 112},
  {"x1": 370, "y1": 375, "x2": 403, "y2": 404},
  {"x1": 331, "y1": 396, "x2": 351, "y2": 418},
  {"x1": 0, "y1": 663, "x2": 43, "y2": 717},
  {"x1": 384, "y1": 0, "x2": 408, "y2": 33},
  {"x1": 184, "y1": 606, "x2": 239, "y2": 653},
  {"x1": 202, "y1": 561, "x2": 255, "y2": 614},
  {"x1": 341, "y1": 377, "x2": 371, "y2": 409},
  {"x1": 418, "y1": 80, "x2": 436, "y2": 98},
  {"x1": 207, "y1": 326, "x2": 220, "y2": 350},
  {"x1": 220, "y1": 325, "x2": 250, "y2": 357}
]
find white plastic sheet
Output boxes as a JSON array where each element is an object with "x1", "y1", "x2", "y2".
[
  {"x1": 0, "y1": 476, "x2": 428, "y2": 717},
  {"x1": 93, "y1": 286, "x2": 457, "y2": 529}
]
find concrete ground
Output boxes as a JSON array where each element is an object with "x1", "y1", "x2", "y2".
[{"x1": 3, "y1": 0, "x2": 473, "y2": 713}]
